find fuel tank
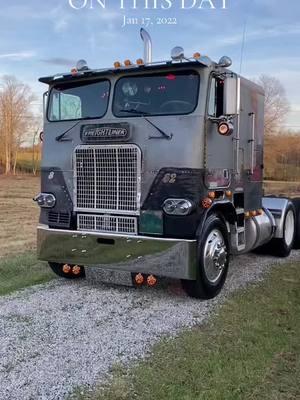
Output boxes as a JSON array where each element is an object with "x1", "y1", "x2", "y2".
[{"x1": 244, "y1": 208, "x2": 275, "y2": 252}]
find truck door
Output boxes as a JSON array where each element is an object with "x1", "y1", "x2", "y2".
[{"x1": 204, "y1": 75, "x2": 233, "y2": 189}]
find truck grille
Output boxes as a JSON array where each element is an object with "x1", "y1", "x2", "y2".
[
  {"x1": 74, "y1": 145, "x2": 141, "y2": 215},
  {"x1": 77, "y1": 214, "x2": 138, "y2": 235}
]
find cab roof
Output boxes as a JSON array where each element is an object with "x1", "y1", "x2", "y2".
[{"x1": 39, "y1": 58, "x2": 213, "y2": 85}]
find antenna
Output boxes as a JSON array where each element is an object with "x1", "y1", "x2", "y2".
[
  {"x1": 239, "y1": 17, "x2": 247, "y2": 74},
  {"x1": 239, "y1": 0, "x2": 254, "y2": 74}
]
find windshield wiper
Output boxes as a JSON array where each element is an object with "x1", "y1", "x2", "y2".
[
  {"x1": 145, "y1": 118, "x2": 173, "y2": 140},
  {"x1": 119, "y1": 108, "x2": 151, "y2": 116},
  {"x1": 56, "y1": 120, "x2": 81, "y2": 142},
  {"x1": 119, "y1": 109, "x2": 173, "y2": 140}
]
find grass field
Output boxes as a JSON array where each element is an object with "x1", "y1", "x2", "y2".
[
  {"x1": 0, "y1": 252, "x2": 55, "y2": 296},
  {"x1": 73, "y1": 262, "x2": 300, "y2": 400},
  {"x1": 0, "y1": 175, "x2": 56, "y2": 294},
  {"x1": 0, "y1": 175, "x2": 40, "y2": 259}
]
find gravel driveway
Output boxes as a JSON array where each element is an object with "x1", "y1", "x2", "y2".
[{"x1": 0, "y1": 251, "x2": 299, "y2": 400}]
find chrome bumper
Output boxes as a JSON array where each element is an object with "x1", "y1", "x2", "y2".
[{"x1": 37, "y1": 225, "x2": 197, "y2": 280}]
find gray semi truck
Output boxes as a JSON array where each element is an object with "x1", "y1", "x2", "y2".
[{"x1": 35, "y1": 29, "x2": 299, "y2": 299}]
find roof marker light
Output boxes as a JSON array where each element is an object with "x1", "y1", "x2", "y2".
[
  {"x1": 71, "y1": 67, "x2": 78, "y2": 76},
  {"x1": 76, "y1": 59, "x2": 89, "y2": 71}
]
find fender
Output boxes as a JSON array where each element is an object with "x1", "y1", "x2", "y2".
[{"x1": 195, "y1": 201, "x2": 237, "y2": 239}]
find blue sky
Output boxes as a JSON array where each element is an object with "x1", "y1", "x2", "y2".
[{"x1": 0, "y1": 0, "x2": 299, "y2": 129}]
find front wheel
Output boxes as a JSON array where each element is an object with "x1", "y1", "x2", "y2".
[{"x1": 182, "y1": 214, "x2": 230, "y2": 299}]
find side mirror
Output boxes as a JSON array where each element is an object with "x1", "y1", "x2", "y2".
[
  {"x1": 223, "y1": 75, "x2": 240, "y2": 116},
  {"x1": 43, "y1": 91, "x2": 48, "y2": 118}
]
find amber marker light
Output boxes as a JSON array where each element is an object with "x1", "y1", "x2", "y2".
[
  {"x1": 62, "y1": 264, "x2": 71, "y2": 274},
  {"x1": 114, "y1": 61, "x2": 122, "y2": 68},
  {"x1": 208, "y1": 191, "x2": 216, "y2": 199},
  {"x1": 244, "y1": 211, "x2": 250, "y2": 218},
  {"x1": 135, "y1": 273, "x2": 144, "y2": 285},
  {"x1": 136, "y1": 58, "x2": 144, "y2": 65},
  {"x1": 124, "y1": 59, "x2": 132, "y2": 66},
  {"x1": 218, "y1": 121, "x2": 234, "y2": 136},
  {"x1": 193, "y1": 52, "x2": 201, "y2": 59},
  {"x1": 71, "y1": 67, "x2": 78, "y2": 76},
  {"x1": 72, "y1": 265, "x2": 81, "y2": 275},
  {"x1": 225, "y1": 190, "x2": 232, "y2": 198},
  {"x1": 202, "y1": 197, "x2": 213, "y2": 209},
  {"x1": 147, "y1": 275, "x2": 157, "y2": 287},
  {"x1": 250, "y1": 210, "x2": 257, "y2": 217}
]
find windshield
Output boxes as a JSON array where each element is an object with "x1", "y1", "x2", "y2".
[
  {"x1": 48, "y1": 79, "x2": 110, "y2": 121},
  {"x1": 113, "y1": 70, "x2": 199, "y2": 117}
]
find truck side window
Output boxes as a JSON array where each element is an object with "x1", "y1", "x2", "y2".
[{"x1": 208, "y1": 77, "x2": 224, "y2": 117}]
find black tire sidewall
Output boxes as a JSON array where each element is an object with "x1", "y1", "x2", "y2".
[{"x1": 291, "y1": 198, "x2": 300, "y2": 249}]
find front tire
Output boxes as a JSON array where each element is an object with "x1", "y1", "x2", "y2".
[{"x1": 182, "y1": 214, "x2": 230, "y2": 299}]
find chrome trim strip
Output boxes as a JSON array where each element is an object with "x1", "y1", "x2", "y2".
[{"x1": 37, "y1": 224, "x2": 195, "y2": 243}]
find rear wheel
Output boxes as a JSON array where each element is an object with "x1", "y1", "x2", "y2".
[
  {"x1": 268, "y1": 205, "x2": 296, "y2": 257},
  {"x1": 291, "y1": 198, "x2": 300, "y2": 249},
  {"x1": 182, "y1": 214, "x2": 229, "y2": 299},
  {"x1": 48, "y1": 262, "x2": 85, "y2": 279}
]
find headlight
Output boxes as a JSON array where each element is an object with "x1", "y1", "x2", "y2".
[
  {"x1": 34, "y1": 193, "x2": 56, "y2": 208},
  {"x1": 162, "y1": 199, "x2": 193, "y2": 216}
]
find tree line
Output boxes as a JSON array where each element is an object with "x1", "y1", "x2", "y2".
[{"x1": 0, "y1": 76, "x2": 40, "y2": 174}]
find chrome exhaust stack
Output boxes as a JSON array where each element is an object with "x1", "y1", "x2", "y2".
[{"x1": 140, "y1": 28, "x2": 152, "y2": 64}]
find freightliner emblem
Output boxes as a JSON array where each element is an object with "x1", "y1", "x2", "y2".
[{"x1": 81, "y1": 123, "x2": 130, "y2": 142}]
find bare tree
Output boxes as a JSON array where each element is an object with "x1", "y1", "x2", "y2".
[
  {"x1": 255, "y1": 75, "x2": 290, "y2": 136},
  {"x1": 31, "y1": 117, "x2": 43, "y2": 175},
  {"x1": 0, "y1": 76, "x2": 36, "y2": 174}
]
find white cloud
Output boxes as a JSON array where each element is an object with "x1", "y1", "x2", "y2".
[{"x1": 0, "y1": 51, "x2": 36, "y2": 60}]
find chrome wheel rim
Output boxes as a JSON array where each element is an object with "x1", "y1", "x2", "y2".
[
  {"x1": 284, "y1": 210, "x2": 295, "y2": 247},
  {"x1": 203, "y1": 229, "x2": 227, "y2": 284}
]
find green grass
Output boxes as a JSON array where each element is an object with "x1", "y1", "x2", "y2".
[
  {"x1": 73, "y1": 262, "x2": 300, "y2": 400},
  {"x1": 0, "y1": 252, "x2": 56, "y2": 296}
]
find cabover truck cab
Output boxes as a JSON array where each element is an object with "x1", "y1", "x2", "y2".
[{"x1": 36, "y1": 29, "x2": 297, "y2": 299}]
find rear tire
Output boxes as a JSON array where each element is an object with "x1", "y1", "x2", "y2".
[
  {"x1": 182, "y1": 214, "x2": 229, "y2": 299},
  {"x1": 48, "y1": 262, "x2": 85, "y2": 279},
  {"x1": 268, "y1": 205, "x2": 296, "y2": 257}
]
